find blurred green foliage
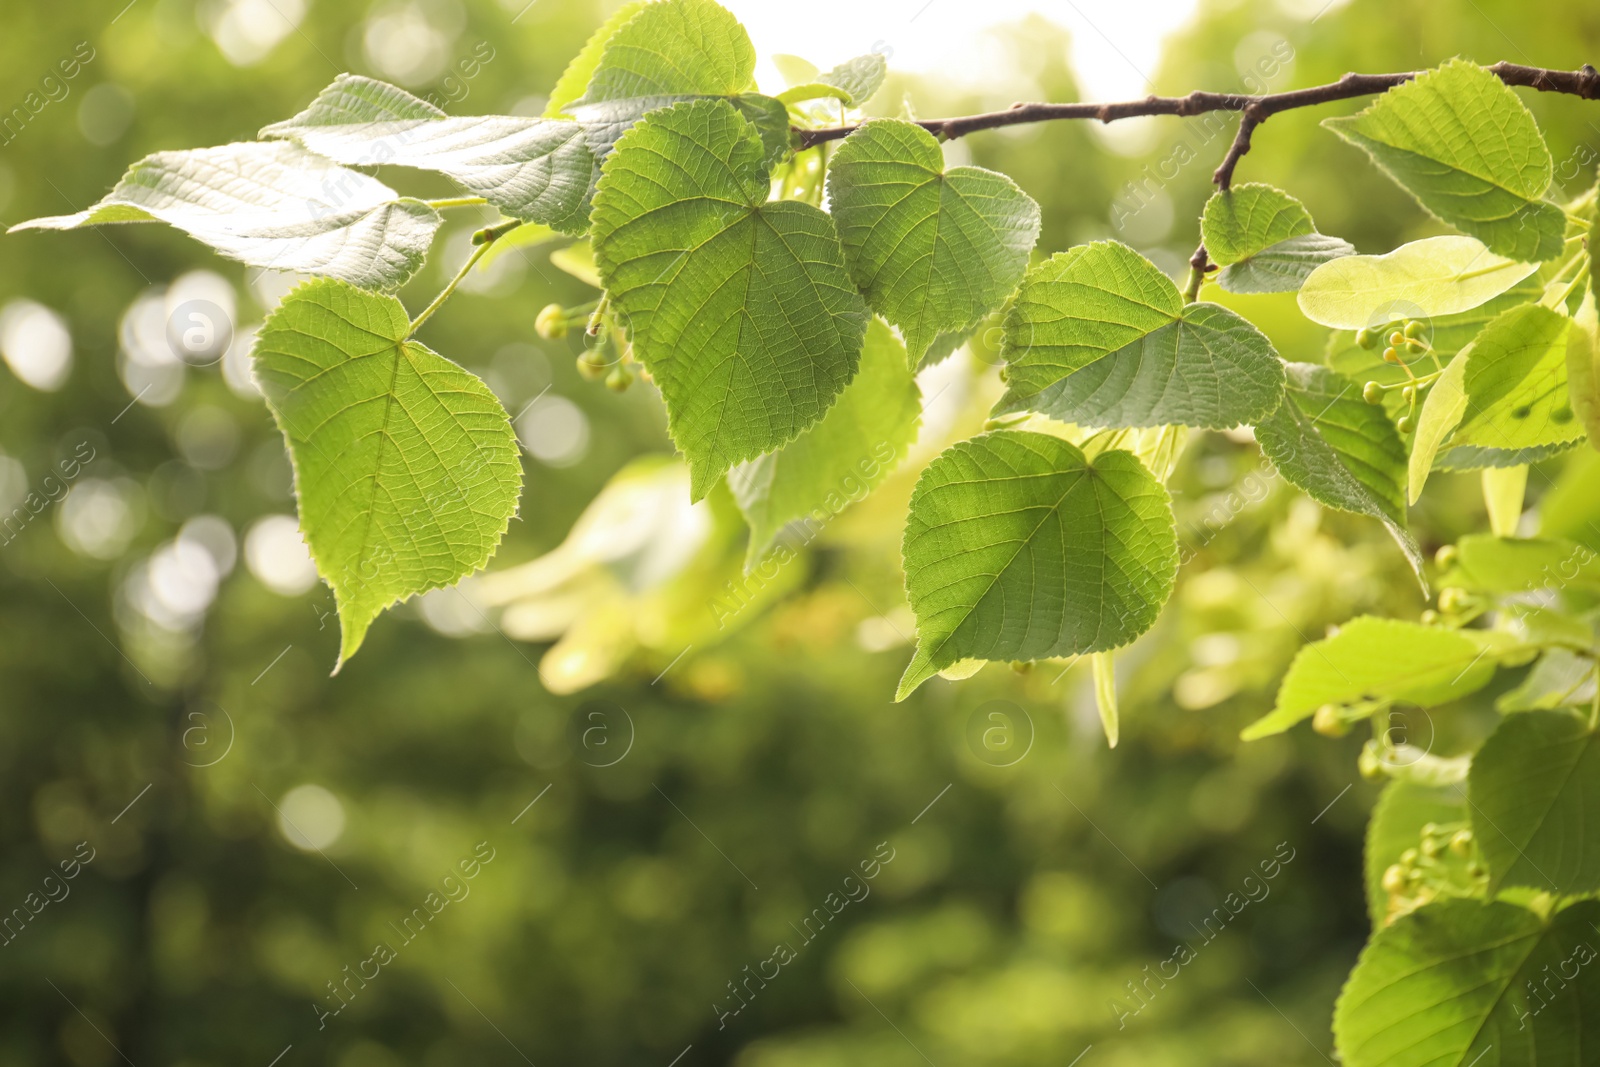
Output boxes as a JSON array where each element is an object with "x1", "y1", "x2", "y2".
[{"x1": 0, "y1": 0, "x2": 1593, "y2": 1064}]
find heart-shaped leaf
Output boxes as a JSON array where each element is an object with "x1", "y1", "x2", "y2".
[
  {"x1": 1324, "y1": 59, "x2": 1566, "y2": 261},
  {"x1": 897, "y1": 430, "x2": 1177, "y2": 700},
  {"x1": 1299, "y1": 235, "x2": 1540, "y2": 330},
  {"x1": 253, "y1": 279, "x2": 522, "y2": 669},
  {"x1": 997, "y1": 241, "x2": 1284, "y2": 428},
  {"x1": 827, "y1": 119, "x2": 1040, "y2": 365},
  {"x1": 1201, "y1": 183, "x2": 1354, "y2": 293},
  {"x1": 591, "y1": 99, "x2": 867, "y2": 500}
]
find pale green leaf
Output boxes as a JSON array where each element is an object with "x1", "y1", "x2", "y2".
[
  {"x1": 1335, "y1": 899, "x2": 1600, "y2": 1067},
  {"x1": 261, "y1": 75, "x2": 599, "y2": 233},
  {"x1": 1497, "y1": 649, "x2": 1597, "y2": 711},
  {"x1": 573, "y1": 0, "x2": 755, "y2": 105},
  {"x1": 1324, "y1": 59, "x2": 1565, "y2": 261},
  {"x1": 728, "y1": 317, "x2": 921, "y2": 565},
  {"x1": 1254, "y1": 362, "x2": 1425, "y2": 588},
  {"x1": 1092, "y1": 650, "x2": 1119, "y2": 748},
  {"x1": 996, "y1": 241, "x2": 1284, "y2": 429},
  {"x1": 1407, "y1": 348, "x2": 1469, "y2": 503},
  {"x1": 547, "y1": 240, "x2": 601, "y2": 288},
  {"x1": 1242, "y1": 618, "x2": 1501, "y2": 740},
  {"x1": 1439, "y1": 303, "x2": 1583, "y2": 469},
  {"x1": 818, "y1": 53, "x2": 887, "y2": 107},
  {"x1": 1482, "y1": 465, "x2": 1527, "y2": 536},
  {"x1": 252, "y1": 279, "x2": 522, "y2": 670},
  {"x1": 775, "y1": 82, "x2": 853, "y2": 106},
  {"x1": 1299, "y1": 235, "x2": 1540, "y2": 330},
  {"x1": 1442, "y1": 534, "x2": 1600, "y2": 593},
  {"x1": 1563, "y1": 292, "x2": 1600, "y2": 449},
  {"x1": 771, "y1": 54, "x2": 820, "y2": 87},
  {"x1": 1471, "y1": 709, "x2": 1600, "y2": 894},
  {"x1": 544, "y1": 0, "x2": 649, "y2": 117},
  {"x1": 1363, "y1": 781, "x2": 1466, "y2": 927},
  {"x1": 7, "y1": 142, "x2": 440, "y2": 290},
  {"x1": 590, "y1": 99, "x2": 867, "y2": 500},
  {"x1": 827, "y1": 119, "x2": 1040, "y2": 364},
  {"x1": 1201, "y1": 182, "x2": 1354, "y2": 293},
  {"x1": 897, "y1": 430, "x2": 1177, "y2": 700}
]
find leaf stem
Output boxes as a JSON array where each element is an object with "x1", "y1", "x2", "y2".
[
  {"x1": 408, "y1": 220, "x2": 523, "y2": 336},
  {"x1": 425, "y1": 196, "x2": 490, "y2": 209}
]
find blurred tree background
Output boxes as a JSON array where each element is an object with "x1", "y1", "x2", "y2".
[{"x1": 0, "y1": 0, "x2": 1595, "y2": 1064}]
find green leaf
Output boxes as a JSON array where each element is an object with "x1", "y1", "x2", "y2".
[
  {"x1": 1442, "y1": 534, "x2": 1600, "y2": 594},
  {"x1": 252, "y1": 279, "x2": 522, "y2": 670},
  {"x1": 1326, "y1": 275, "x2": 1543, "y2": 420},
  {"x1": 827, "y1": 119, "x2": 1040, "y2": 364},
  {"x1": 818, "y1": 53, "x2": 887, "y2": 107},
  {"x1": 1498, "y1": 649, "x2": 1596, "y2": 712},
  {"x1": 996, "y1": 241, "x2": 1284, "y2": 429},
  {"x1": 1335, "y1": 898, "x2": 1600, "y2": 1067},
  {"x1": 1471, "y1": 709, "x2": 1600, "y2": 894},
  {"x1": 1482, "y1": 465, "x2": 1527, "y2": 536},
  {"x1": 7, "y1": 142, "x2": 440, "y2": 290},
  {"x1": 1407, "y1": 348, "x2": 1469, "y2": 503},
  {"x1": 573, "y1": 0, "x2": 755, "y2": 105},
  {"x1": 897, "y1": 430, "x2": 1177, "y2": 700},
  {"x1": 1092, "y1": 650, "x2": 1119, "y2": 748},
  {"x1": 261, "y1": 75, "x2": 598, "y2": 233},
  {"x1": 1254, "y1": 362, "x2": 1426, "y2": 588},
  {"x1": 1563, "y1": 293, "x2": 1600, "y2": 449},
  {"x1": 1299, "y1": 236, "x2": 1540, "y2": 330},
  {"x1": 1242, "y1": 618, "x2": 1501, "y2": 740},
  {"x1": 1324, "y1": 59, "x2": 1565, "y2": 261},
  {"x1": 1364, "y1": 781, "x2": 1466, "y2": 928},
  {"x1": 728, "y1": 317, "x2": 921, "y2": 566},
  {"x1": 1200, "y1": 183, "x2": 1354, "y2": 293},
  {"x1": 771, "y1": 54, "x2": 820, "y2": 87},
  {"x1": 544, "y1": 0, "x2": 649, "y2": 117},
  {"x1": 1439, "y1": 304, "x2": 1583, "y2": 469},
  {"x1": 1472, "y1": 713, "x2": 1600, "y2": 895},
  {"x1": 591, "y1": 99, "x2": 867, "y2": 500}
]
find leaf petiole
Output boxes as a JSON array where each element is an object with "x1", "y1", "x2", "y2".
[{"x1": 408, "y1": 219, "x2": 523, "y2": 336}]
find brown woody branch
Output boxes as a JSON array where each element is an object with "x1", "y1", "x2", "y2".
[{"x1": 796, "y1": 62, "x2": 1600, "y2": 154}]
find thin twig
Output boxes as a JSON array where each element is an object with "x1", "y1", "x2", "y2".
[{"x1": 795, "y1": 62, "x2": 1600, "y2": 149}]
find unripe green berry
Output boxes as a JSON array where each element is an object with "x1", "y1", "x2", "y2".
[
  {"x1": 1397, "y1": 414, "x2": 1415, "y2": 434},
  {"x1": 1357, "y1": 327, "x2": 1379, "y2": 350},
  {"x1": 536, "y1": 303, "x2": 568, "y2": 340},
  {"x1": 1362, "y1": 380, "x2": 1384, "y2": 404}
]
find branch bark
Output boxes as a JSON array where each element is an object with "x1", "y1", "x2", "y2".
[{"x1": 794, "y1": 62, "x2": 1600, "y2": 151}]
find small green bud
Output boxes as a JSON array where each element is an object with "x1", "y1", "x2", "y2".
[
  {"x1": 1362, "y1": 380, "x2": 1384, "y2": 404},
  {"x1": 1435, "y1": 544, "x2": 1458, "y2": 569},
  {"x1": 1397, "y1": 414, "x2": 1415, "y2": 434},
  {"x1": 1389, "y1": 330, "x2": 1407, "y2": 347},
  {"x1": 1381, "y1": 864, "x2": 1407, "y2": 894},
  {"x1": 604, "y1": 364, "x2": 634, "y2": 392},
  {"x1": 1359, "y1": 740, "x2": 1386, "y2": 781},
  {"x1": 1420, "y1": 609, "x2": 1438, "y2": 624},
  {"x1": 1383, "y1": 346, "x2": 1402, "y2": 364},
  {"x1": 1313, "y1": 703, "x2": 1350, "y2": 737},
  {"x1": 536, "y1": 303, "x2": 568, "y2": 340},
  {"x1": 1357, "y1": 327, "x2": 1379, "y2": 350},
  {"x1": 576, "y1": 350, "x2": 608, "y2": 380},
  {"x1": 1438, "y1": 587, "x2": 1469, "y2": 614},
  {"x1": 1402, "y1": 385, "x2": 1416, "y2": 404},
  {"x1": 1450, "y1": 829, "x2": 1473, "y2": 857},
  {"x1": 1405, "y1": 320, "x2": 1424, "y2": 340}
]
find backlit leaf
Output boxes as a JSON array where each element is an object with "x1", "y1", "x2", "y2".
[
  {"x1": 1254, "y1": 362, "x2": 1425, "y2": 587},
  {"x1": 828, "y1": 118, "x2": 1040, "y2": 364},
  {"x1": 1299, "y1": 236, "x2": 1540, "y2": 330},
  {"x1": 1471, "y1": 709, "x2": 1600, "y2": 894},
  {"x1": 1324, "y1": 59, "x2": 1565, "y2": 261},
  {"x1": 1242, "y1": 618, "x2": 1502, "y2": 740},
  {"x1": 897, "y1": 430, "x2": 1177, "y2": 700},
  {"x1": 252, "y1": 279, "x2": 522, "y2": 670},
  {"x1": 7, "y1": 141, "x2": 440, "y2": 290},
  {"x1": 1335, "y1": 899, "x2": 1600, "y2": 1067},
  {"x1": 1200, "y1": 183, "x2": 1354, "y2": 293},
  {"x1": 997, "y1": 241, "x2": 1284, "y2": 429},
  {"x1": 728, "y1": 317, "x2": 921, "y2": 566},
  {"x1": 591, "y1": 99, "x2": 867, "y2": 500}
]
